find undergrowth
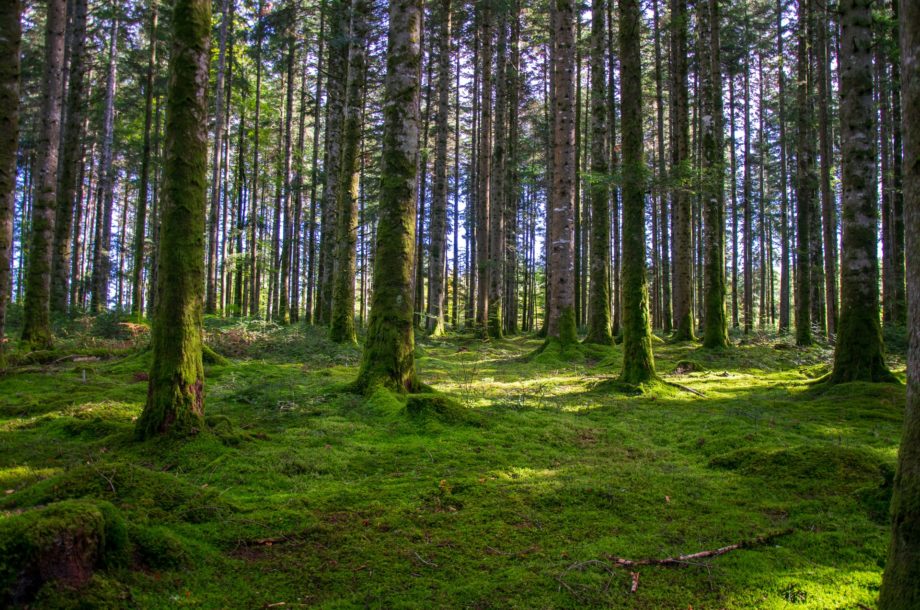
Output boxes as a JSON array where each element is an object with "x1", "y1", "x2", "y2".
[{"x1": 0, "y1": 317, "x2": 906, "y2": 608}]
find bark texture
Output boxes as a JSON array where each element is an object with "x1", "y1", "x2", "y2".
[
  {"x1": 136, "y1": 0, "x2": 210, "y2": 439},
  {"x1": 829, "y1": 0, "x2": 895, "y2": 384},
  {"x1": 0, "y1": 0, "x2": 20, "y2": 347},
  {"x1": 618, "y1": 0, "x2": 655, "y2": 382},
  {"x1": 879, "y1": 0, "x2": 920, "y2": 604},
  {"x1": 354, "y1": 0, "x2": 421, "y2": 392},
  {"x1": 21, "y1": 0, "x2": 66, "y2": 348}
]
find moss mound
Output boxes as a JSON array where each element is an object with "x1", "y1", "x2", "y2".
[
  {"x1": 405, "y1": 393, "x2": 479, "y2": 425},
  {"x1": 709, "y1": 445, "x2": 887, "y2": 493},
  {"x1": 129, "y1": 524, "x2": 188, "y2": 570},
  {"x1": 0, "y1": 500, "x2": 128, "y2": 605},
  {"x1": 2, "y1": 463, "x2": 231, "y2": 524}
]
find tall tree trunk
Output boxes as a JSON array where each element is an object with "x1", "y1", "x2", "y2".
[
  {"x1": 21, "y1": 0, "x2": 66, "y2": 348},
  {"x1": 504, "y1": 5, "x2": 521, "y2": 336},
  {"x1": 618, "y1": 0, "x2": 656, "y2": 381},
  {"x1": 278, "y1": 33, "x2": 296, "y2": 324},
  {"x1": 729, "y1": 77, "x2": 739, "y2": 329},
  {"x1": 794, "y1": 0, "x2": 814, "y2": 346},
  {"x1": 652, "y1": 0, "x2": 670, "y2": 333},
  {"x1": 476, "y1": 1, "x2": 492, "y2": 333},
  {"x1": 584, "y1": 0, "x2": 612, "y2": 345},
  {"x1": 330, "y1": 0, "x2": 369, "y2": 342},
  {"x1": 488, "y1": 11, "x2": 507, "y2": 339},
  {"x1": 205, "y1": 0, "x2": 230, "y2": 314},
  {"x1": 888, "y1": 0, "x2": 906, "y2": 327},
  {"x1": 670, "y1": 0, "x2": 692, "y2": 341},
  {"x1": 50, "y1": 0, "x2": 88, "y2": 314},
  {"x1": 317, "y1": 0, "x2": 349, "y2": 324},
  {"x1": 879, "y1": 0, "x2": 920, "y2": 603},
  {"x1": 132, "y1": 2, "x2": 159, "y2": 317},
  {"x1": 777, "y1": 0, "x2": 791, "y2": 333},
  {"x1": 305, "y1": 3, "x2": 326, "y2": 324},
  {"x1": 426, "y1": 0, "x2": 452, "y2": 336},
  {"x1": 354, "y1": 0, "x2": 421, "y2": 392},
  {"x1": 699, "y1": 0, "x2": 728, "y2": 349},
  {"x1": 451, "y1": 44, "x2": 460, "y2": 330},
  {"x1": 743, "y1": 56, "x2": 753, "y2": 334},
  {"x1": 815, "y1": 0, "x2": 837, "y2": 335},
  {"x1": 757, "y1": 53, "x2": 768, "y2": 329},
  {"x1": 137, "y1": 0, "x2": 210, "y2": 439},
  {"x1": 545, "y1": 0, "x2": 577, "y2": 345},
  {"x1": 0, "y1": 0, "x2": 20, "y2": 348},
  {"x1": 249, "y1": 0, "x2": 265, "y2": 317},
  {"x1": 829, "y1": 0, "x2": 894, "y2": 383},
  {"x1": 90, "y1": 17, "x2": 119, "y2": 314}
]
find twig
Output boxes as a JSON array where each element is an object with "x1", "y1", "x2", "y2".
[
  {"x1": 413, "y1": 551, "x2": 438, "y2": 568},
  {"x1": 605, "y1": 529, "x2": 794, "y2": 568},
  {"x1": 665, "y1": 380, "x2": 705, "y2": 397},
  {"x1": 630, "y1": 571, "x2": 640, "y2": 594}
]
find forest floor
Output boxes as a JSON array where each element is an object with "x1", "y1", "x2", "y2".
[{"x1": 0, "y1": 314, "x2": 908, "y2": 609}]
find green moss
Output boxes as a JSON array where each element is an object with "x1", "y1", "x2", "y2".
[
  {"x1": 129, "y1": 524, "x2": 188, "y2": 569},
  {"x1": 0, "y1": 500, "x2": 127, "y2": 604}
]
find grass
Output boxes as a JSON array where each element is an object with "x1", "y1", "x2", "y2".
[{"x1": 0, "y1": 314, "x2": 906, "y2": 608}]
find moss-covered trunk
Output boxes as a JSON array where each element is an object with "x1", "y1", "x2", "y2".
[
  {"x1": 879, "y1": 2, "x2": 920, "y2": 603},
  {"x1": 699, "y1": 0, "x2": 728, "y2": 350},
  {"x1": 584, "y1": 0, "x2": 612, "y2": 346},
  {"x1": 49, "y1": 0, "x2": 88, "y2": 314},
  {"x1": 669, "y1": 0, "x2": 693, "y2": 341},
  {"x1": 0, "y1": 0, "x2": 20, "y2": 349},
  {"x1": 21, "y1": 0, "x2": 66, "y2": 349},
  {"x1": 618, "y1": 0, "x2": 656, "y2": 382},
  {"x1": 136, "y1": 0, "x2": 210, "y2": 439},
  {"x1": 829, "y1": 0, "x2": 894, "y2": 384},
  {"x1": 426, "y1": 0, "x2": 452, "y2": 337},
  {"x1": 354, "y1": 0, "x2": 421, "y2": 392},
  {"x1": 488, "y1": 12, "x2": 507, "y2": 340},
  {"x1": 330, "y1": 0, "x2": 369, "y2": 343}
]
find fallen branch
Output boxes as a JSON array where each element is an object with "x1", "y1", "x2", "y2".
[
  {"x1": 605, "y1": 529, "x2": 794, "y2": 568},
  {"x1": 665, "y1": 380, "x2": 706, "y2": 397}
]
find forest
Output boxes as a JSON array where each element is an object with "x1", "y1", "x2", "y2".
[{"x1": 0, "y1": 0, "x2": 917, "y2": 606}]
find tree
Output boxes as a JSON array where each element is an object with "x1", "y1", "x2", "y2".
[
  {"x1": 699, "y1": 0, "x2": 728, "y2": 349},
  {"x1": 21, "y1": 0, "x2": 66, "y2": 348},
  {"x1": 354, "y1": 0, "x2": 422, "y2": 391},
  {"x1": 828, "y1": 0, "x2": 895, "y2": 384},
  {"x1": 331, "y1": 0, "x2": 370, "y2": 343},
  {"x1": 584, "y1": 0, "x2": 612, "y2": 345},
  {"x1": 50, "y1": 0, "x2": 89, "y2": 314},
  {"x1": 670, "y1": 0, "x2": 693, "y2": 341},
  {"x1": 426, "y1": 0, "x2": 453, "y2": 337},
  {"x1": 545, "y1": 0, "x2": 577, "y2": 345},
  {"x1": 879, "y1": 0, "x2": 920, "y2": 604},
  {"x1": 0, "y1": 0, "x2": 20, "y2": 349},
  {"x1": 793, "y1": 0, "x2": 815, "y2": 346},
  {"x1": 618, "y1": 0, "x2": 655, "y2": 382},
  {"x1": 136, "y1": 0, "x2": 211, "y2": 438}
]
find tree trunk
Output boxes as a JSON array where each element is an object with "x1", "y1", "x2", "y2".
[
  {"x1": 205, "y1": 0, "x2": 229, "y2": 314},
  {"x1": 700, "y1": 0, "x2": 729, "y2": 349},
  {"x1": 829, "y1": 0, "x2": 894, "y2": 384},
  {"x1": 815, "y1": 0, "x2": 837, "y2": 335},
  {"x1": 131, "y1": 2, "x2": 159, "y2": 318},
  {"x1": 305, "y1": 4, "x2": 326, "y2": 324},
  {"x1": 21, "y1": 0, "x2": 66, "y2": 348},
  {"x1": 669, "y1": 0, "x2": 692, "y2": 341},
  {"x1": 584, "y1": 0, "x2": 612, "y2": 345},
  {"x1": 90, "y1": 17, "x2": 119, "y2": 314},
  {"x1": 426, "y1": 0, "x2": 452, "y2": 336},
  {"x1": 278, "y1": 33, "x2": 296, "y2": 324},
  {"x1": 0, "y1": 0, "x2": 20, "y2": 348},
  {"x1": 879, "y1": 0, "x2": 920, "y2": 603},
  {"x1": 794, "y1": 0, "x2": 814, "y2": 346},
  {"x1": 777, "y1": 0, "x2": 791, "y2": 333},
  {"x1": 618, "y1": 0, "x2": 656, "y2": 382},
  {"x1": 330, "y1": 0, "x2": 369, "y2": 342},
  {"x1": 743, "y1": 54, "x2": 753, "y2": 334},
  {"x1": 136, "y1": 0, "x2": 210, "y2": 439},
  {"x1": 476, "y1": 1, "x2": 492, "y2": 334},
  {"x1": 50, "y1": 0, "x2": 88, "y2": 314},
  {"x1": 249, "y1": 0, "x2": 265, "y2": 317},
  {"x1": 545, "y1": 0, "x2": 577, "y2": 345},
  {"x1": 354, "y1": 0, "x2": 422, "y2": 392}
]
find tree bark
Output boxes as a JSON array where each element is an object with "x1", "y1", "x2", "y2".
[
  {"x1": 794, "y1": 0, "x2": 814, "y2": 346},
  {"x1": 426, "y1": 0, "x2": 452, "y2": 336},
  {"x1": 136, "y1": 0, "x2": 210, "y2": 439},
  {"x1": 354, "y1": 0, "x2": 422, "y2": 392},
  {"x1": 21, "y1": 0, "x2": 66, "y2": 348},
  {"x1": 815, "y1": 0, "x2": 837, "y2": 335},
  {"x1": 0, "y1": 0, "x2": 20, "y2": 348},
  {"x1": 777, "y1": 0, "x2": 791, "y2": 333},
  {"x1": 618, "y1": 0, "x2": 656, "y2": 382},
  {"x1": 699, "y1": 0, "x2": 728, "y2": 349},
  {"x1": 546, "y1": 0, "x2": 577, "y2": 345},
  {"x1": 879, "y1": 0, "x2": 920, "y2": 603},
  {"x1": 206, "y1": 0, "x2": 230, "y2": 314},
  {"x1": 829, "y1": 0, "x2": 894, "y2": 384},
  {"x1": 50, "y1": 0, "x2": 88, "y2": 314}
]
